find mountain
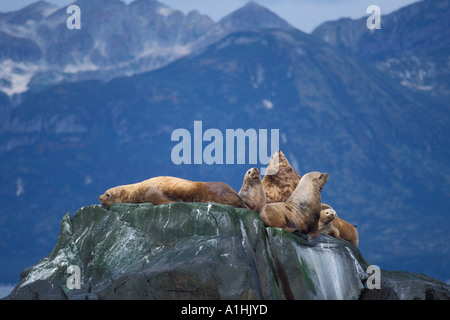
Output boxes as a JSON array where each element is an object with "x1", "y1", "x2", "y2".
[
  {"x1": 0, "y1": 1, "x2": 58, "y2": 26},
  {"x1": 0, "y1": 0, "x2": 293, "y2": 100},
  {"x1": 0, "y1": 0, "x2": 212, "y2": 97},
  {"x1": 216, "y1": 1, "x2": 292, "y2": 32},
  {"x1": 312, "y1": 0, "x2": 450, "y2": 102}
]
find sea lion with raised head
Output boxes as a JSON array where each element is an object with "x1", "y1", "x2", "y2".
[
  {"x1": 262, "y1": 151, "x2": 301, "y2": 203},
  {"x1": 259, "y1": 171, "x2": 328, "y2": 244},
  {"x1": 320, "y1": 203, "x2": 359, "y2": 247},
  {"x1": 98, "y1": 176, "x2": 249, "y2": 209},
  {"x1": 238, "y1": 168, "x2": 266, "y2": 214},
  {"x1": 319, "y1": 205, "x2": 339, "y2": 238}
]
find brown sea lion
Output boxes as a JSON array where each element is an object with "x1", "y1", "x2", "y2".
[
  {"x1": 238, "y1": 168, "x2": 266, "y2": 214},
  {"x1": 320, "y1": 203, "x2": 359, "y2": 247},
  {"x1": 98, "y1": 176, "x2": 249, "y2": 209},
  {"x1": 262, "y1": 151, "x2": 301, "y2": 203},
  {"x1": 319, "y1": 206, "x2": 339, "y2": 238},
  {"x1": 259, "y1": 171, "x2": 328, "y2": 244}
]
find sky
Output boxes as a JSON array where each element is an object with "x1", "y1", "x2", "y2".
[{"x1": 0, "y1": 0, "x2": 422, "y2": 33}]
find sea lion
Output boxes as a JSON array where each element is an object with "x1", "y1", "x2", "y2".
[
  {"x1": 98, "y1": 176, "x2": 249, "y2": 209},
  {"x1": 320, "y1": 203, "x2": 359, "y2": 247},
  {"x1": 262, "y1": 151, "x2": 301, "y2": 203},
  {"x1": 319, "y1": 206, "x2": 339, "y2": 238},
  {"x1": 259, "y1": 171, "x2": 328, "y2": 244},
  {"x1": 238, "y1": 168, "x2": 266, "y2": 214}
]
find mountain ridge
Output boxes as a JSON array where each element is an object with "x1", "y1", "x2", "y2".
[
  {"x1": 311, "y1": 0, "x2": 450, "y2": 101},
  {"x1": 0, "y1": 0, "x2": 293, "y2": 98}
]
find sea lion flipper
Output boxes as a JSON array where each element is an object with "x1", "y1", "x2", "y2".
[
  {"x1": 286, "y1": 227, "x2": 296, "y2": 233},
  {"x1": 307, "y1": 232, "x2": 321, "y2": 246}
]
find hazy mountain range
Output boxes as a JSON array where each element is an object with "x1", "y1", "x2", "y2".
[
  {"x1": 313, "y1": 0, "x2": 450, "y2": 103},
  {"x1": 0, "y1": 0, "x2": 294, "y2": 99},
  {"x1": 0, "y1": 0, "x2": 448, "y2": 287}
]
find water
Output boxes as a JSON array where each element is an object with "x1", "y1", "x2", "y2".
[{"x1": 294, "y1": 243, "x2": 367, "y2": 300}]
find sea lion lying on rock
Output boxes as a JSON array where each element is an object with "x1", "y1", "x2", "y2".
[
  {"x1": 99, "y1": 176, "x2": 248, "y2": 209},
  {"x1": 320, "y1": 203, "x2": 359, "y2": 247},
  {"x1": 259, "y1": 171, "x2": 328, "y2": 244}
]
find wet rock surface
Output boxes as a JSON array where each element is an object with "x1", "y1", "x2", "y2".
[{"x1": 5, "y1": 203, "x2": 449, "y2": 300}]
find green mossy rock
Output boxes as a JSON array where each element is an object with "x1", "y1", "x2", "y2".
[{"x1": 6, "y1": 202, "x2": 448, "y2": 300}]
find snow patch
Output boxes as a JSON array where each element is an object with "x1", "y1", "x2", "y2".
[
  {"x1": 63, "y1": 60, "x2": 99, "y2": 74},
  {"x1": 262, "y1": 99, "x2": 273, "y2": 109},
  {"x1": 137, "y1": 45, "x2": 191, "y2": 60},
  {"x1": 158, "y1": 7, "x2": 173, "y2": 17},
  {"x1": 378, "y1": 57, "x2": 436, "y2": 91},
  {"x1": 0, "y1": 60, "x2": 38, "y2": 96},
  {"x1": 42, "y1": 6, "x2": 58, "y2": 18},
  {"x1": 252, "y1": 64, "x2": 265, "y2": 88},
  {"x1": 234, "y1": 36, "x2": 258, "y2": 46},
  {"x1": 16, "y1": 177, "x2": 24, "y2": 196}
]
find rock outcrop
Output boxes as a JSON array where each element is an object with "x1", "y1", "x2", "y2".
[{"x1": 5, "y1": 202, "x2": 449, "y2": 300}]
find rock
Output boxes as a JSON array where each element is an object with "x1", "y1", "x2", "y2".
[
  {"x1": 4, "y1": 202, "x2": 449, "y2": 300},
  {"x1": 7, "y1": 280, "x2": 67, "y2": 300},
  {"x1": 359, "y1": 269, "x2": 450, "y2": 300}
]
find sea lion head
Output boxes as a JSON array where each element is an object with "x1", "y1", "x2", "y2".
[
  {"x1": 98, "y1": 186, "x2": 122, "y2": 207},
  {"x1": 303, "y1": 171, "x2": 328, "y2": 191},
  {"x1": 320, "y1": 208, "x2": 336, "y2": 224},
  {"x1": 245, "y1": 167, "x2": 261, "y2": 183}
]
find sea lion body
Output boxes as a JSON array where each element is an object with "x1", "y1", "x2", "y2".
[
  {"x1": 260, "y1": 171, "x2": 328, "y2": 243},
  {"x1": 262, "y1": 151, "x2": 301, "y2": 203},
  {"x1": 260, "y1": 202, "x2": 316, "y2": 235},
  {"x1": 238, "y1": 168, "x2": 266, "y2": 214},
  {"x1": 320, "y1": 204, "x2": 359, "y2": 247},
  {"x1": 99, "y1": 176, "x2": 248, "y2": 209},
  {"x1": 319, "y1": 206, "x2": 340, "y2": 238}
]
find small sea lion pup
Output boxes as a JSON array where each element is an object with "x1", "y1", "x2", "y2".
[
  {"x1": 320, "y1": 203, "x2": 359, "y2": 247},
  {"x1": 98, "y1": 176, "x2": 248, "y2": 209},
  {"x1": 262, "y1": 151, "x2": 301, "y2": 203},
  {"x1": 238, "y1": 168, "x2": 266, "y2": 214},
  {"x1": 260, "y1": 171, "x2": 328, "y2": 244},
  {"x1": 319, "y1": 206, "x2": 339, "y2": 237}
]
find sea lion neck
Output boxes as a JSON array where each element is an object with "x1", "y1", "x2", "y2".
[{"x1": 286, "y1": 176, "x2": 320, "y2": 207}]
